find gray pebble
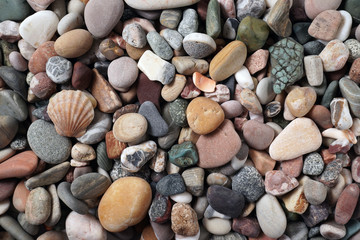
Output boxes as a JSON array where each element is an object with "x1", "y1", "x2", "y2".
[
  {"x1": 17, "y1": 213, "x2": 39, "y2": 236},
  {"x1": 70, "y1": 172, "x2": 111, "y2": 199},
  {"x1": 27, "y1": 120, "x2": 71, "y2": 164},
  {"x1": 161, "y1": 29, "x2": 183, "y2": 51},
  {"x1": 146, "y1": 31, "x2": 173, "y2": 60},
  {"x1": 303, "y1": 152, "x2": 324, "y2": 176},
  {"x1": 96, "y1": 141, "x2": 113, "y2": 171},
  {"x1": 178, "y1": 8, "x2": 198, "y2": 37},
  {"x1": 0, "y1": 66, "x2": 27, "y2": 99},
  {"x1": 156, "y1": 173, "x2": 186, "y2": 196},
  {"x1": 308, "y1": 226, "x2": 321, "y2": 238},
  {"x1": 285, "y1": 221, "x2": 308, "y2": 240},
  {"x1": 139, "y1": 101, "x2": 169, "y2": 137},
  {"x1": 10, "y1": 135, "x2": 27, "y2": 150},
  {"x1": 122, "y1": 23, "x2": 147, "y2": 48},
  {"x1": 236, "y1": 0, "x2": 266, "y2": 22},
  {"x1": 321, "y1": 80, "x2": 339, "y2": 108},
  {"x1": 46, "y1": 56, "x2": 73, "y2": 84},
  {"x1": 57, "y1": 181, "x2": 88, "y2": 215},
  {"x1": 303, "y1": 41, "x2": 325, "y2": 56},
  {"x1": 0, "y1": 215, "x2": 33, "y2": 240},
  {"x1": 0, "y1": 89, "x2": 28, "y2": 121},
  {"x1": 232, "y1": 166, "x2": 264, "y2": 202},
  {"x1": 223, "y1": 18, "x2": 239, "y2": 40}
]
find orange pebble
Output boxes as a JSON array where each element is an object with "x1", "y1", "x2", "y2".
[{"x1": 192, "y1": 72, "x2": 216, "y2": 92}]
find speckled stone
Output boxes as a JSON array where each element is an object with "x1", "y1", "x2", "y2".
[
  {"x1": 303, "y1": 152, "x2": 324, "y2": 176},
  {"x1": 269, "y1": 37, "x2": 304, "y2": 94},
  {"x1": 317, "y1": 159, "x2": 342, "y2": 187},
  {"x1": 147, "y1": 31, "x2": 173, "y2": 61},
  {"x1": 236, "y1": 0, "x2": 266, "y2": 22},
  {"x1": 168, "y1": 141, "x2": 198, "y2": 168},
  {"x1": 206, "y1": 0, "x2": 221, "y2": 39},
  {"x1": 178, "y1": 9, "x2": 198, "y2": 37},
  {"x1": 156, "y1": 173, "x2": 186, "y2": 196},
  {"x1": 169, "y1": 99, "x2": 189, "y2": 127},
  {"x1": 301, "y1": 202, "x2": 330, "y2": 227},
  {"x1": 232, "y1": 166, "x2": 264, "y2": 202},
  {"x1": 27, "y1": 120, "x2": 72, "y2": 164}
]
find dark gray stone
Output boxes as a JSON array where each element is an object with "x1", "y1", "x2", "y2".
[
  {"x1": 148, "y1": 193, "x2": 171, "y2": 223},
  {"x1": 147, "y1": 31, "x2": 173, "y2": 61},
  {"x1": 139, "y1": 101, "x2": 169, "y2": 137},
  {"x1": 301, "y1": 203, "x2": 330, "y2": 227},
  {"x1": 232, "y1": 166, "x2": 264, "y2": 202},
  {"x1": 57, "y1": 181, "x2": 88, "y2": 215},
  {"x1": 70, "y1": 172, "x2": 111, "y2": 199},
  {"x1": 17, "y1": 213, "x2": 39, "y2": 236},
  {"x1": 156, "y1": 173, "x2": 185, "y2": 196},
  {"x1": 207, "y1": 185, "x2": 245, "y2": 218},
  {"x1": 0, "y1": 66, "x2": 27, "y2": 99},
  {"x1": 293, "y1": 22, "x2": 312, "y2": 45},
  {"x1": 0, "y1": 90, "x2": 28, "y2": 121},
  {"x1": 97, "y1": 141, "x2": 113, "y2": 171},
  {"x1": 303, "y1": 41, "x2": 325, "y2": 56},
  {"x1": 321, "y1": 80, "x2": 339, "y2": 108},
  {"x1": 169, "y1": 99, "x2": 188, "y2": 127},
  {"x1": 27, "y1": 120, "x2": 72, "y2": 164},
  {"x1": 285, "y1": 221, "x2": 308, "y2": 240},
  {"x1": 308, "y1": 226, "x2": 320, "y2": 238},
  {"x1": 317, "y1": 159, "x2": 342, "y2": 187}
]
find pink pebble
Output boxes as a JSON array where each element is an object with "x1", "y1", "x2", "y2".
[
  {"x1": 9, "y1": 51, "x2": 28, "y2": 72},
  {"x1": 221, "y1": 100, "x2": 243, "y2": 119}
]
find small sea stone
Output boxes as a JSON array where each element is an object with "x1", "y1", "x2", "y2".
[
  {"x1": 303, "y1": 152, "x2": 324, "y2": 176},
  {"x1": 232, "y1": 166, "x2": 265, "y2": 202},
  {"x1": 156, "y1": 173, "x2": 186, "y2": 196},
  {"x1": 46, "y1": 56, "x2": 73, "y2": 84}
]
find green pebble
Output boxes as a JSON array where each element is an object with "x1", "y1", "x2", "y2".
[
  {"x1": 0, "y1": 0, "x2": 32, "y2": 22},
  {"x1": 169, "y1": 98, "x2": 188, "y2": 128},
  {"x1": 236, "y1": 16, "x2": 269, "y2": 52},
  {"x1": 206, "y1": 0, "x2": 221, "y2": 39},
  {"x1": 168, "y1": 141, "x2": 198, "y2": 168}
]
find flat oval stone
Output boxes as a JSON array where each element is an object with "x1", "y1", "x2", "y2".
[
  {"x1": 186, "y1": 97, "x2": 224, "y2": 135},
  {"x1": 17, "y1": 212, "x2": 39, "y2": 236},
  {"x1": 171, "y1": 203, "x2": 199, "y2": 236},
  {"x1": 0, "y1": 151, "x2": 37, "y2": 180},
  {"x1": 286, "y1": 87, "x2": 317, "y2": 117},
  {"x1": 303, "y1": 178, "x2": 327, "y2": 205},
  {"x1": 19, "y1": 10, "x2": 59, "y2": 48},
  {"x1": 162, "y1": 74, "x2": 187, "y2": 102},
  {"x1": 108, "y1": 56, "x2": 138, "y2": 92},
  {"x1": 84, "y1": 0, "x2": 124, "y2": 38},
  {"x1": 57, "y1": 12, "x2": 84, "y2": 35},
  {"x1": 113, "y1": 113, "x2": 147, "y2": 143},
  {"x1": 308, "y1": 10, "x2": 342, "y2": 41},
  {"x1": 183, "y1": 33, "x2": 216, "y2": 58},
  {"x1": 27, "y1": 120, "x2": 72, "y2": 164},
  {"x1": 13, "y1": 180, "x2": 30, "y2": 213},
  {"x1": 66, "y1": 211, "x2": 107, "y2": 240},
  {"x1": 196, "y1": 119, "x2": 241, "y2": 168},
  {"x1": 46, "y1": 56, "x2": 72, "y2": 84},
  {"x1": 57, "y1": 181, "x2": 89, "y2": 214},
  {"x1": 320, "y1": 220, "x2": 346, "y2": 240},
  {"x1": 54, "y1": 29, "x2": 93, "y2": 58},
  {"x1": 98, "y1": 177, "x2": 152, "y2": 232},
  {"x1": 25, "y1": 187, "x2": 51, "y2": 225},
  {"x1": 269, "y1": 118, "x2": 322, "y2": 161},
  {"x1": 203, "y1": 217, "x2": 231, "y2": 235},
  {"x1": 25, "y1": 162, "x2": 70, "y2": 190},
  {"x1": 70, "y1": 172, "x2": 111, "y2": 199},
  {"x1": 147, "y1": 31, "x2": 173, "y2": 61},
  {"x1": 172, "y1": 57, "x2": 209, "y2": 75},
  {"x1": 242, "y1": 120, "x2": 274, "y2": 150},
  {"x1": 45, "y1": 184, "x2": 61, "y2": 227},
  {"x1": 209, "y1": 40, "x2": 247, "y2": 82},
  {"x1": 265, "y1": 170, "x2": 299, "y2": 196},
  {"x1": 206, "y1": 0, "x2": 221, "y2": 38},
  {"x1": 335, "y1": 183, "x2": 359, "y2": 225},
  {"x1": 9, "y1": 51, "x2": 27, "y2": 72},
  {"x1": 124, "y1": 0, "x2": 200, "y2": 10},
  {"x1": 122, "y1": 23, "x2": 147, "y2": 48},
  {"x1": 319, "y1": 39, "x2": 349, "y2": 72},
  {"x1": 207, "y1": 185, "x2": 244, "y2": 218},
  {"x1": 139, "y1": 101, "x2": 169, "y2": 137},
  {"x1": 256, "y1": 194, "x2": 287, "y2": 239}
]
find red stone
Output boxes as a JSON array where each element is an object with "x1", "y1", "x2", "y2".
[
  {"x1": 30, "y1": 72, "x2": 57, "y2": 99},
  {"x1": 105, "y1": 131, "x2": 127, "y2": 159},
  {"x1": 264, "y1": 170, "x2": 299, "y2": 196},
  {"x1": 306, "y1": 105, "x2": 333, "y2": 129},
  {"x1": 321, "y1": 149, "x2": 336, "y2": 164},
  {"x1": 28, "y1": 41, "x2": 57, "y2": 74},
  {"x1": 136, "y1": 73, "x2": 162, "y2": 111},
  {"x1": 71, "y1": 61, "x2": 93, "y2": 90},
  {"x1": 350, "y1": 58, "x2": 360, "y2": 84},
  {"x1": 12, "y1": 180, "x2": 30, "y2": 212},
  {"x1": 232, "y1": 217, "x2": 261, "y2": 238},
  {"x1": 181, "y1": 76, "x2": 201, "y2": 99},
  {"x1": 0, "y1": 151, "x2": 38, "y2": 180},
  {"x1": 0, "y1": 179, "x2": 17, "y2": 201},
  {"x1": 335, "y1": 183, "x2": 360, "y2": 225},
  {"x1": 280, "y1": 156, "x2": 303, "y2": 178}
]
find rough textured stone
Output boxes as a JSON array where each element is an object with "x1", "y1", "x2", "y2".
[{"x1": 232, "y1": 166, "x2": 264, "y2": 202}]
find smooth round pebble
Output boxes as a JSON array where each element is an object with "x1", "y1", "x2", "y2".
[
  {"x1": 66, "y1": 211, "x2": 107, "y2": 240},
  {"x1": 108, "y1": 56, "x2": 139, "y2": 92}
]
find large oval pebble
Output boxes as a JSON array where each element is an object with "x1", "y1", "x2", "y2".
[
  {"x1": 25, "y1": 187, "x2": 51, "y2": 225},
  {"x1": 71, "y1": 173, "x2": 111, "y2": 200},
  {"x1": 54, "y1": 29, "x2": 93, "y2": 58}
]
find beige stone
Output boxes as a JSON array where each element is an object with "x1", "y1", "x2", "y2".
[
  {"x1": 161, "y1": 74, "x2": 187, "y2": 102},
  {"x1": 281, "y1": 176, "x2": 309, "y2": 214},
  {"x1": 113, "y1": 113, "x2": 148, "y2": 143},
  {"x1": 285, "y1": 87, "x2": 317, "y2": 117}
]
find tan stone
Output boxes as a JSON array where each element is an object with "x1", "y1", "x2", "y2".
[
  {"x1": 269, "y1": 118, "x2": 322, "y2": 161},
  {"x1": 126, "y1": 43, "x2": 150, "y2": 60},
  {"x1": 308, "y1": 10, "x2": 342, "y2": 41},
  {"x1": 178, "y1": 127, "x2": 200, "y2": 145},
  {"x1": 285, "y1": 87, "x2": 317, "y2": 117},
  {"x1": 161, "y1": 74, "x2": 187, "y2": 102},
  {"x1": 209, "y1": 40, "x2": 247, "y2": 82},
  {"x1": 171, "y1": 203, "x2": 199, "y2": 236},
  {"x1": 113, "y1": 113, "x2": 147, "y2": 143},
  {"x1": 281, "y1": 176, "x2": 309, "y2": 214},
  {"x1": 54, "y1": 29, "x2": 93, "y2": 58},
  {"x1": 98, "y1": 177, "x2": 152, "y2": 232},
  {"x1": 248, "y1": 149, "x2": 276, "y2": 176}
]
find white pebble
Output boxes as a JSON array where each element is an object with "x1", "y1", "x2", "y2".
[
  {"x1": 235, "y1": 66, "x2": 254, "y2": 90},
  {"x1": 170, "y1": 192, "x2": 193, "y2": 203},
  {"x1": 67, "y1": 0, "x2": 85, "y2": 15},
  {"x1": 57, "y1": 13, "x2": 84, "y2": 35}
]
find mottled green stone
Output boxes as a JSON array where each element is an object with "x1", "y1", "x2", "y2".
[
  {"x1": 168, "y1": 141, "x2": 198, "y2": 168},
  {"x1": 269, "y1": 37, "x2": 304, "y2": 94},
  {"x1": 236, "y1": 16, "x2": 269, "y2": 52},
  {"x1": 96, "y1": 141, "x2": 113, "y2": 171},
  {"x1": 169, "y1": 98, "x2": 189, "y2": 127},
  {"x1": 1, "y1": 40, "x2": 18, "y2": 67},
  {"x1": 0, "y1": 0, "x2": 32, "y2": 22},
  {"x1": 206, "y1": 0, "x2": 221, "y2": 39}
]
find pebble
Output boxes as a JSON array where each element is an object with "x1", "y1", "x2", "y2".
[
  {"x1": 303, "y1": 152, "x2": 324, "y2": 175},
  {"x1": 0, "y1": 66, "x2": 28, "y2": 100},
  {"x1": 221, "y1": 100, "x2": 243, "y2": 119},
  {"x1": 57, "y1": 12, "x2": 84, "y2": 35},
  {"x1": 45, "y1": 184, "x2": 61, "y2": 227},
  {"x1": 239, "y1": 88, "x2": 263, "y2": 114},
  {"x1": 19, "y1": 10, "x2": 59, "y2": 48},
  {"x1": 138, "y1": 50, "x2": 175, "y2": 85},
  {"x1": 339, "y1": 77, "x2": 360, "y2": 118},
  {"x1": 293, "y1": 22, "x2": 312, "y2": 45},
  {"x1": 0, "y1": 179, "x2": 17, "y2": 202},
  {"x1": 282, "y1": 176, "x2": 309, "y2": 214},
  {"x1": 206, "y1": 173, "x2": 231, "y2": 187},
  {"x1": 223, "y1": 18, "x2": 239, "y2": 40},
  {"x1": 160, "y1": 29, "x2": 183, "y2": 51},
  {"x1": 232, "y1": 217, "x2": 260, "y2": 238},
  {"x1": 71, "y1": 172, "x2": 111, "y2": 199},
  {"x1": 304, "y1": 55, "x2": 324, "y2": 87},
  {"x1": 269, "y1": 37, "x2": 304, "y2": 94},
  {"x1": 149, "y1": 193, "x2": 171, "y2": 223},
  {"x1": 168, "y1": 141, "x2": 198, "y2": 167},
  {"x1": 84, "y1": 0, "x2": 124, "y2": 38},
  {"x1": 207, "y1": 185, "x2": 244, "y2": 218},
  {"x1": 57, "y1": 181, "x2": 89, "y2": 214},
  {"x1": 318, "y1": 159, "x2": 343, "y2": 187},
  {"x1": 139, "y1": 101, "x2": 169, "y2": 137},
  {"x1": 256, "y1": 194, "x2": 287, "y2": 239},
  {"x1": 242, "y1": 120, "x2": 274, "y2": 150},
  {"x1": 269, "y1": 118, "x2": 322, "y2": 161},
  {"x1": 206, "y1": 0, "x2": 221, "y2": 39},
  {"x1": 182, "y1": 167, "x2": 205, "y2": 197},
  {"x1": 66, "y1": 212, "x2": 106, "y2": 239},
  {"x1": 330, "y1": 98, "x2": 353, "y2": 130},
  {"x1": 9, "y1": 51, "x2": 27, "y2": 72},
  {"x1": 18, "y1": 212, "x2": 39, "y2": 236},
  {"x1": 162, "y1": 74, "x2": 187, "y2": 102},
  {"x1": 286, "y1": 87, "x2": 317, "y2": 117},
  {"x1": 304, "y1": 0, "x2": 341, "y2": 19},
  {"x1": 264, "y1": 170, "x2": 298, "y2": 196},
  {"x1": 210, "y1": 40, "x2": 247, "y2": 82},
  {"x1": 54, "y1": 29, "x2": 93, "y2": 58},
  {"x1": 13, "y1": 180, "x2": 30, "y2": 213},
  {"x1": 25, "y1": 162, "x2": 70, "y2": 190},
  {"x1": 235, "y1": 66, "x2": 254, "y2": 90},
  {"x1": 30, "y1": 72, "x2": 57, "y2": 99},
  {"x1": 160, "y1": 10, "x2": 182, "y2": 29},
  {"x1": 156, "y1": 173, "x2": 186, "y2": 196},
  {"x1": 303, "y1": 178, "x2": 327, "y2": 205},
  {"x1": 319, "y1": 39, "x2": 349, "y2": 72},
  {"x1": 183, "y1": 33, "x2": 216, "y2": 58},
  {"x1": 352, "y1": 157, "x2": 360, "y2": 183},
  {"x1": 46, "y1": 56, "x2": 72, "y2": 84},
  {"x1": 237, "y1": 16, "x2": 269, "y2": 53},
  {"x1": 25, "y1": 187, "x2": 51, "y2": 225},
  {"x1": 122, "y1": 23, "x2": 147, "y2": 49},
  {"x1": 113, "y1": 113, "x2": 147, "y2": 143},
  {"x1": 335, "y1": 10, "x2": 352, "y2": 41},
  {"x1": 0, "y1": 116, "x2": 18, "y2": 149},
  {"x1": 0, "y1": 151, "x2": 38, "y2": 180},
  {"x1": 236, "y1": 0, "x2": 266, "y2": 22},
  {"x1": 146, "y1": 31, "x2": 173, "y2": 61},
  {"x1": 308, "y1": 10, "x2": 342, "y2": 41},
  {"x1": 172, "y1": 203, "x2": 199, "y2": 236},
  {"x1": 0, "y1": 200, "x2": 9, "y2": 217},
  {"x1": 0, "y1": 215, "x2": 33, "y2": 240},
  {"x1": 203, "y1": 218, "x2": 232, "y2": 235},
  {"x1": 267, "y1": 0, "x2": 292, "y2": 37},
  {"x1": 248, "y1": 149, "x2": 276, "y2": 176},
  {"x1": 178, "y1": 9, "x2": 199, "y2": 37},
  {"x1": 28, "y1": 41, "x2": 57, "y2": 75},
  {"x1": 232, "y1": 166, "x2": 264, "y2": 202},
  {"x1": 320, "y1": 221, "x2": 346, "y2": 239},
  {"x1": 344, "y1": 0, "x2": 360, "y2": 24},
  {"x1": 334, "y1": 183, "x2": 359, "y2": 225},
  {"x1": 121, "y1": 140, "x2": 157, "y2": 172},
  {"x1": 124, "y1": 0, "x2": 201, "y2": 10},
  {"x1": 17, "y1": 39, "x2": 35, "y2": 61},
  {"x1": 285, "y1": 221, "x2": 308, "y2": 240}
]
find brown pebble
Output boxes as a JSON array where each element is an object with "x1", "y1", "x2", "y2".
[
  {"x1": 335, "y1": 183, "x2": 360, "y2": 225},
  {"x1": 171, "y1": 203, "x2": 199, "y2": 236},
  {"x1": 71, "y1": 61, "x2": 93, "y2": 90},
  {"x1": 350, "y1": 58, "x2": 360, "y2": 84},
  {"x1": 28, "y1": 41, "x2": 57, "y2": 75},
  {"x1": 308, "y1": 10, "x2": 342, "y2": 41},
  {"x1": 306, "y1": 105, "x2": 333, "y2": 129}
]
